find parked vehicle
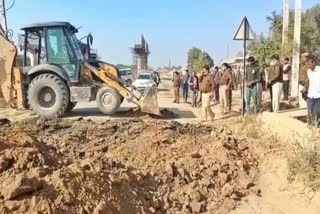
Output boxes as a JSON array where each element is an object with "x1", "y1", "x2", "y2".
[
  {"x1": 119, "y1": 68, "x2": 133, "y2": 86},
  {"x1": 132, "y1": 73, "x2": 157, "y2": 92}
]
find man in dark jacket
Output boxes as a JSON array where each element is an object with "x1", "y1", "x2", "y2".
[
  {"x1": 245, "y1": 56, "x2": 261, "y2": 114},
  {"x1": 188, "y1": 71, "x2": 199, "y2": 107},
  {"x1": 181, "y1": 70, "x2": 190, "y2": 103},
  {"x1": 268, "y1": 54, "x2": 283, "y2": 112},
  {"x1": 282, "y1": 57, "x2": 291, "y2": 101},
  {"x1": 173, "y1": 71, "x2": 181, "y2": 103},
  {"x1": 199, "y1": 65, "x2": 215, "y2": 121}
]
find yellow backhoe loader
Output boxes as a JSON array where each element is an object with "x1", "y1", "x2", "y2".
[{"x1": 0, "y1": 22, "x2": 160, "y2": 118}]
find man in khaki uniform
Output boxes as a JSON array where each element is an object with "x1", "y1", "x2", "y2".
[
  {"x1": 199, "y1": 65, "x2": 215, "y2": 121},
  {"x1": 220, "y1": 63, "x2": 232, "y2": 114},
  {"x1": 268, "y1": 54, "x2": 283, "y2": 112},
  {"x1": 173, "y1": 71, "x2": 181, "y2": 103},
  {"x1": 299, "y1": 53, "x2": 310, "y2": 108}
]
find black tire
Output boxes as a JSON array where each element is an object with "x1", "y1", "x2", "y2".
[
  {"x1": 96, "y1": 86, "x2": 121, "y2": 115},
  {"x1": 126, "y1": 79, "x2": 132, "y2": 87},
  {"x1": 28, "y1": 73, "x2": 69, "y2": 118},
  {"x1": 66, "y1": 102, "x2": 77, "y2": 112}
]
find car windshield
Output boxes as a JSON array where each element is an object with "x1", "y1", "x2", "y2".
[{"x1": 137, "y1": 74, "x2": 150, "y2": 80}]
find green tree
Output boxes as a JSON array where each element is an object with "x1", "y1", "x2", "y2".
[
  {"x1": 249, "y1": 4, "x2": 320, "y2": 64},
  {"x1": 187, "y1": 47, "x2": 214, "y2": 73}
]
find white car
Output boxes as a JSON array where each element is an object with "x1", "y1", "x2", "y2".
[
  {"x1": 119, "y1": 68, "x2": 133, "y2": 86},
  {"x1": 132, "y1": 73, "x2": 157, "y2": 92}
]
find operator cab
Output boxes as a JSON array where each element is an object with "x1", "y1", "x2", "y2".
[{"x1": 20, "y1": 22, "x2": 83, "y2": 82}]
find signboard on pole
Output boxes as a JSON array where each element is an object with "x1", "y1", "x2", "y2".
[
  {"x1": 233, "y1": 16, "x2": 255, "y2": 116},
  {"x1": 233, "y1": 17, "x2": 255, "y2": 41}
]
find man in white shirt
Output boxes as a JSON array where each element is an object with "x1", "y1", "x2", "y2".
[{"x1": 302, "y1": 56, "x2": 320, "y2": 127}]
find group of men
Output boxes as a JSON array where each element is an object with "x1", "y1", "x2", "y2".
[
  {"x1": 173, "y1": 64, "x2": 235, "y2": 122},
  {"x1": 245, "y1": 54, "x2": 286, "y2": 114},
  {"x1": 172, "y1": 53, "x2": 320, "y2": 126}
]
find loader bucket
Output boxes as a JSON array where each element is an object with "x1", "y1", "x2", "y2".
[
  {"x1": 0, "y1": 34, "x2": 17, "y2": 108},
  {"x1": 139, "y1": 85, "x2": 161, "y2": 115}
]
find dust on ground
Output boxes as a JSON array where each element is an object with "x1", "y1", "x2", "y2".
[{"x1": 0, "y1": 117, "x2": 259, "y2": 214}]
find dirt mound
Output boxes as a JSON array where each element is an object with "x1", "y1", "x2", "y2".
[{"x1": 0, "y1": 118, "x2": 258, "y2": 213}]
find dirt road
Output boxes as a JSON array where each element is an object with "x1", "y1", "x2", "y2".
[{"x1": 0, "y1": 77, "x2": 241, "y2": 123}]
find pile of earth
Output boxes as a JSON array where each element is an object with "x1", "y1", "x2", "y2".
[{"x1": 0, "y1": 118, "x2": 259, "y2": 214}]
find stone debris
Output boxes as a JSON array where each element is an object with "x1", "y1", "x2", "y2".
[{"x1": 0, "y1": 118, "x2": 258, "y2": 214}]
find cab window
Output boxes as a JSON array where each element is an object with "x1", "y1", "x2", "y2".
[{"x1": 47, "y1": 28, "x2": 72, "y2": 64}]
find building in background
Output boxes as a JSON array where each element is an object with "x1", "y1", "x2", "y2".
[{"x1": 131, "y1": 35, "x2": 150, "y2": 78}]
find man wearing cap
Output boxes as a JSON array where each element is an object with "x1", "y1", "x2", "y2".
[
  {"x1": 299, "y1": 53, "x2": 310, "y2": 108},
  {"x1": 268, "y1": 54, "x2": 283, "y2": 112}
]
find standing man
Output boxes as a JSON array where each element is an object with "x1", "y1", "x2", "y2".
[
  {"x1": 302, "y1": 56, "x2": 320, "y2": 127},
  {"x1": 299, "y1": 53, "x2": 310, "y2": 108},
  {"x1": 199, "y1": 65, "x2": 215, "y2": 121},
  {"x1": 219, "y1": 63, "x2": 232, "y2": 114},
  {"x1": 283, "y1": 57, "x2": 291, "y2": 101},
  {"x1": 211, "y1": 66, "x2": 220, "y2": 103},
  {"x1": 188, "y1": 71, "x2": 199, "y2": 107},
  {"x1": 256, "y1": 64, "x2": 265, "y2": 108},
  {"x1": 173, "y1": 71, "x2": 181, "y2": 103},
  {"x1": 181, "y1": 70, "x2": 190, "y2": 103},
  {"x1": 268, "y1": 54, "x2": 283, "y2": 113},
  {"x1": 227, "y1": 65, "x2": 235, "y2": 112},
  {"x1": 245, "y1": 56, "x2": 261, "y2": 114}
]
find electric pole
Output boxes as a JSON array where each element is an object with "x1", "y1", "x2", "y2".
[
  {"x1": 0, "y1": 0, "x2": 8, "y2": 37},
  {"x1": 282, "y1": 0, "x2": 290, "y2": 47},
  {"x1": 291, "y1": 0, "x2": 302, "y2": 97}
]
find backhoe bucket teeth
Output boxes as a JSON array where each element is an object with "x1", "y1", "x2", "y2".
[{"x1": 139, "y1": 85, "x2": 161, "y2": 115}]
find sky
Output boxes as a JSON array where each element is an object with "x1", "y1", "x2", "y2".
[{"x1": 6, "y1": 0, "x2": 320, "y2": 67}]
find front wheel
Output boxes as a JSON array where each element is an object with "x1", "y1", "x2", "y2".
[
  {"x1": 66, "y1": 102, "x2": 77, "y2": 112},
  {"x1": 96, "y1": 86, "x2": 121, "y2": 115},
  {"x1": 27, "y1": 73, "x2": 69, "y2": 118}
]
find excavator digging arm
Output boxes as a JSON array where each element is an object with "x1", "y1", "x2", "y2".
[
  {"x1": 0, "y1": 33, "x2": 20, "y2": 108},
  {"x1": 84, "y1": 62, "x2": 161, "y2": 115},
  {"x1": 84, "y1": 62, "x2": 141, "y2": 105}
]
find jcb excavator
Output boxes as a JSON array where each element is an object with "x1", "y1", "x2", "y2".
[{"x1": 0, "y1": 22, "x2": 160, "y2": 118}]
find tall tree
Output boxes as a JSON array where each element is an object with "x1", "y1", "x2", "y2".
[
  {"x1": 187, "y1": 47, "x2": 214, "y2": 73},
  {"x1": 248, "y1": 4, "x2": 320, "y2": 65}
]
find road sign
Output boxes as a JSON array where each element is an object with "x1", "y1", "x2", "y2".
[
  {"x1": 233, "y1": 17, "x2": 255, "y2": 116},
  {"x1": 233, "y1": 16, "x2": 255, "y2": 41}
]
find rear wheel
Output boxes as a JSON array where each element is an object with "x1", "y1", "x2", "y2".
[
  {"x1": 96, "y1": 86, "x2": 121, "y2": 115},
  {"x1": 28, "y1": 73, "x2": 69, "y2": 118}
]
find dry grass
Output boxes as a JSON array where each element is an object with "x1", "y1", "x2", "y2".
[
  {"x1": 287, "y1": 133, "x2": 320, "y2": 191},
  {"x1": 239, "y1": 115, "x2": 320, "y2": 191}
]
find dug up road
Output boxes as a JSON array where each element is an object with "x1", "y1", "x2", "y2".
[{"x1": 0, "y1": 76, "x2": 320, "y2": 214}]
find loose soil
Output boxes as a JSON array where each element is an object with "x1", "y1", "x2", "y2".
[{"x1": 0, "y1": 118, "x2": 258, "y2": 214}]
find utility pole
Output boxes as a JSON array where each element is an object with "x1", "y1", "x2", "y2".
[
  {"x1": 291, "y1": 0, "x2": 302, "y2": 97},
  {"x1": 0, "y1": 0, "x2": 8, "y2": 37},
  {"x1": 282, "y1": 0, "x2": 290, "y2": 47}
]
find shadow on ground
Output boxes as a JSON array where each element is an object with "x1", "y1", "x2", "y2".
[{"x1": 65, "y1": 107, "x2": 197, "y2": 120}]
